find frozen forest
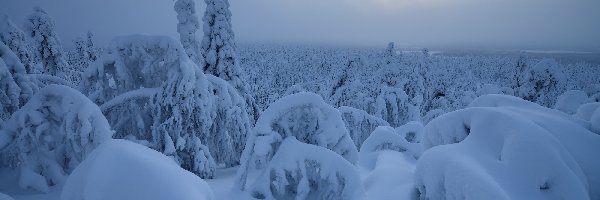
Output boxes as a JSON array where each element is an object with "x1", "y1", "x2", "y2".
[{"x1": 1, "y1": 0, "x2": 599, "y2": 199}]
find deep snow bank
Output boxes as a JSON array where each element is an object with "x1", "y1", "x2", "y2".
[
  {"x1": 60, "y1": 139, "x2": 213, "y2": 200},
  {"x1": 417, "y1": 94, "x2": 600, "y2": 199}
]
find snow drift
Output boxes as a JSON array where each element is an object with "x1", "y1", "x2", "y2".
[
  {"x1": 416, "y1": 94, "x2": 600, "y2": 199},
  {"x1": 60, "y1": 139, "x2": 213, "y2": 200}
]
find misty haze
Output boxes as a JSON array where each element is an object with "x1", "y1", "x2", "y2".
[{"x1": 0, "y1": 0, "x2": 599, "y2": 200}]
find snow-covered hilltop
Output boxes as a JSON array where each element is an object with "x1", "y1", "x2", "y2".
[{"x1": 1, "y1": 0, "x2": 599, "y2": 200}]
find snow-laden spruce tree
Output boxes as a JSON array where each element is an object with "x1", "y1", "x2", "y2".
[
  {"x1": 375, "y1": 86, "x2": 419, "y2": 127},
  {"x1": 174, "y1": 0, "x2": 203, "y2": 67},
  {"x1": 23, "y1": 7, "x2": 70, "y2": 81},
  {"x1": 0, "y1": 16, "x2": 39, "y2": 74},
  {"x1": 201, "y1": 0, "x2": 260, "y2": 123},
  {"x1": 67, "y1": 32, "x2": 98, "y2": 86},
  {"x1": 250, "y1": 138, "x2": 366, "y2": 200},
  {"x1": 82, "y1": 35, "x2": 217, "y2": 178},
  {"x1": 338, "y1": 106, "x2": 389, "y2": 149},
  {"x1": 235, "y1": 92, "x2": 358, "y2": 190},
  {"x1": 83, "y1": 35, "x2": 250, "y2": 178},
  {"x1": 205, "y1": 74, "x2": 251, "y2": 167},
  {"x1": 0, "y1": 41, "x2": 37, "y2": 123},
  {"x1": 517, "y1": 59, "x2": 566, "y2": 107},
  {"x1": 0, "y1": 84, "x2": 112, "y2": 192},
  {"x1": 149, "y1": 50, "x2": 216, "y2": 179}
]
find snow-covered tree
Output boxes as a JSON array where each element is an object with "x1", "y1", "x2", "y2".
[
  {"x1": 205, "y1": 74, "x2": 251, "y2": 167},
  {"x1": 517, "y1": 59, "x2": 566, "y2": 107},
  {"x1": 375, "y1": 86, "x2": 419, "y2": 127},
  {"x1": 385, "y1": 42, "x2": 395, "y2": 57},
  {"x1": 0, "y1": 16, "x2": 39, "y2": 74},
  {"x1": 201, "y1": 0, "x2": 260, "y2": 123},
  {"x1": 235, "y1": 92, "x2": 358, "y2": 190},
  {"x1": 24, "y1": 7, "x2": 70, "y2": 80},
  {"x1": 0, "y1": 41, "x2": 37, "y2": 123},
  {"x1": 0, "y1": 84, "x2": 113, "y2": 192},
  {"x1": 338, "y1": 106, "x2": 389, "y2": 148},
  {"x1": 83, "y1": 35, "x2": 251, "y2": 178},
  {"x1": 174, "y1": 0, "x2": 203, "y2": 67},
  {"x1": 66, "y1": 34, "x2": 96, "y2": 86},
  {"x1": 250, "y1": 138, "x2": 366, "y2": 200},
  {"x1": 149, "y1": 54, "x2": 216, "y2": 178}
]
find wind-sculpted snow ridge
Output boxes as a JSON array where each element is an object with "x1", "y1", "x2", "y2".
[
  {"x1": 250, "y1": 137, "x2": 365, "y2": 200},
  {"x1": 235, "y1": 92, "x2": 358, "y2": 190},
  {"x1": 0, "y1": 84, "x2": 112, "y2": 192},
  {"x1": 60, "y1": 139, "x2": 214, "y2": 200},
  {"x1": 416, "y1": 94, "x2": 600, "y2": 200},
  {"x1": 338, "y1": 106, "x2": 389, "y2": 149}
]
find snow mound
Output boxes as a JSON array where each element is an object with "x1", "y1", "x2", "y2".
[
  {"x1": 417, "y1": 94, "x2": 600, "y2": 199},
  {"x1": 338, "y1": 106, "x2": 389, "y2": 148},
  {"x1": 575, "y1": 102, "x2": 600, "y2": 122},
  {"x1": 0, "y1": 193, "x2": 13, "y2": 200},
  {"x1": 394, "y1": 121, "x2": 424, "y2": 143},
  {"x1": 249, "y1": 137, "x2": 365, "y2": 200},
  {"x1": 0, "y1": 84, "x2": 112, "y2": 192},
  {"x1": 60, "y1": 139, "x2": 213, "y2": 200},
  {"x1": 360, "y1": 126, "x2": 422, "y2": 159},
  {"x1": 554, "y1": 90, "x2": 589, "y2": 114},
  {"x1": 235, "y1": 92, "x2": 358, "y2": 190}
]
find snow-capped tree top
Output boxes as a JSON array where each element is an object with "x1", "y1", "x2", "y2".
[
  {"x1": 24, "y1": 7, "x2": 69, "y2": 79},
  {"x1": 0, "y1": 16, "x2": 37, "y2": 74},
  {"x1": 175, "y1": 0, "x2": 203, "y2": 66}
]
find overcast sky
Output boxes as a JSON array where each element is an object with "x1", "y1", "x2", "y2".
[{"x1": 1, "y1": 0, "x2": 599, "y2": 51}]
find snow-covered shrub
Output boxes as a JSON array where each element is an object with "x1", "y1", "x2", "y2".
[
  {"x1": 517, "y1": 59, "x2": 566, "y2": 107},
  {"x1": 360, "y1": 126, "x2": 422, "y2": 159},
  {"x1": 0, "y1": 84, "x2": 112, "y2": 192},
  {"x1": 24, "y1": 7, "x2": 70, "y2": 81},
  {"x1": 205, "y1": 74, "x2": 251, "y2": 167},
  {"x1": 575, "y1": 102, "x2": 600, "y2": 122},
  {"x1": 202, "y1": 0, "x2": 260, "y2": 123},
  {"x1": 395, "y1": 121, "x2": 424, "y2": 143},
  {"x1": 0, "y1": 41, "x2": 37, "y2": 124},
  {"x1": 60, "y1": 139, "x2": 214, "y2": 200},
  {"x1": 338, "y1": 106, "x2": 389, "y2": 148},
  {"x1": 250, "y1": 137, "x2": 365, "y2": 200},
  {"x1": 416, "y1": 94, "x2": 600, "y2": 199},
  {"x1": 554, "y1": 90, "x2": 589, "y2": 115},
  {"x1": 175, "y1": 0, "x2": 203, "y2": 67},
  {"x1": 235, "y1": 92, "x2": 358, "y2": 190},
  {"x1": 376, "y1": 86, "x2": 419, "y2": 127},
  {"x1": 0, "y1": 16, "x2": 38, "y2": 74}
]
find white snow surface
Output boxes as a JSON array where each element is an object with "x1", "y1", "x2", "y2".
[
  {"x1": 417, "y1": 94, "x2": 600, "y2": 199},
  {"x1": 60, "y1": 139, "x2": 213, "y2": 200}
]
